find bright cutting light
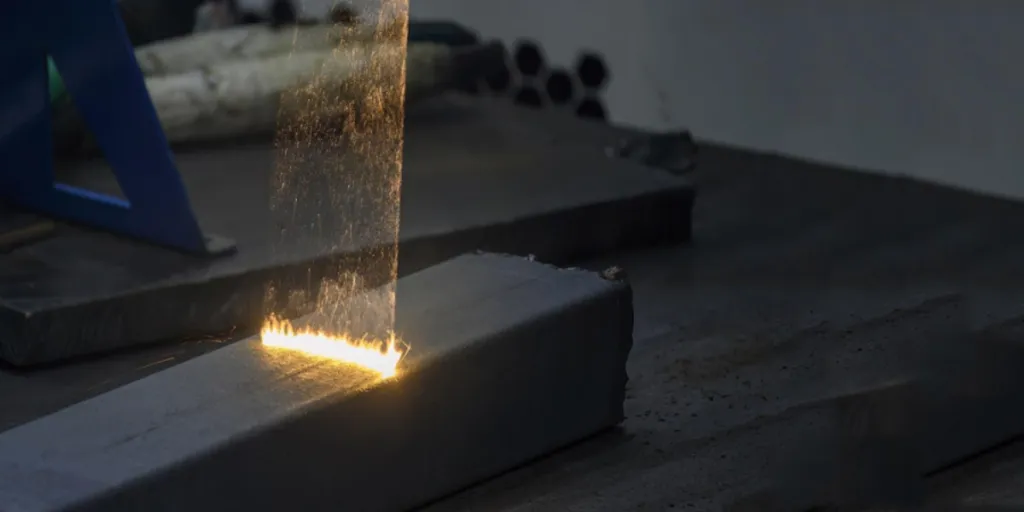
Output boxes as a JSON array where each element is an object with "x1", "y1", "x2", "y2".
[{"x1": 260, "y1": 316, "x2": 405, "y2": 379}]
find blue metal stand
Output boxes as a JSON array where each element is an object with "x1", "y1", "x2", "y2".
[{"x1": 0, "y1": 0, "x2": 234, "y2": 255}]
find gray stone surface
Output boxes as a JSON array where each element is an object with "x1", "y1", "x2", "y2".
[
  {"x1": 417, "y1": 142, "x2": 1024, "y2": 511},
  {"x1": 930, "y1": 441, "x2": 1024, "y2": 509},
  {"x1": 0, "y1": 97, "x2": 691, "y2": 365},
  {"x1": 744, "y1": 318, "x2": 1024, "y2": 509},
  {"x1": 7, "y1": 110, "x2": 1024, "y2": 510},
  {"x1": 0, "y1": 252, "x2": 633, "y2": 512}
]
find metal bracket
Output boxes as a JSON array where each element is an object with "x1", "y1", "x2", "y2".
[{"x1": 0, "y1": 0, "x2": 235, "y2": 256}]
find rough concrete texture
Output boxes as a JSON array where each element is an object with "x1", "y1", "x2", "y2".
[
  {"x1": 768, "y1": 333, "x2": 1024, "y2": 511},
  {"x1": 413, "y1": 139, "x2": 1024, "y2": 511},
  {"x1": 0, "y1": 97, "x2": 690, "y2": 365},
  {"x1": 0, "y1": 253, "x2": 633, "y2": 512},
  {"x1": 5, "y1": 110, "x2": 1024, "y2": 510},
  {"x1": 928, "y1": 440, "x2": 1024, "y2": 509}
]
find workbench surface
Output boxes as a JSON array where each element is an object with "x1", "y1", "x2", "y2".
[
  {"x1": 423, "y1": 106, "x2": 1024, "y2": 511},
  {"x1": 3, "y1": 100, "x2": 1024, "y2": 510}
]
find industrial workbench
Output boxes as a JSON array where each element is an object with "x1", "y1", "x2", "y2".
[{"x1": 4, "y1": 98, "x2": 1024, "y2": 510}]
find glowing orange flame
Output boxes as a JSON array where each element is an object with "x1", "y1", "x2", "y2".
[{"x1": 260, "y1": 316, "x2": 405, "y2": 379}]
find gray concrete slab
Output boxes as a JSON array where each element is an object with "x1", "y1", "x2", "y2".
[
  {"x1": 416, "y1": 140, "x2": 1024, "y2": 511},
  {"x1": 0, "y1": 96, "x2": 690, "y2": 365},
  {"x1": 0, "y1": 252, "x2": 633, "y2": 512},
  {"x1": 765, "y1": 322, "x2": 1024, "y2": 510},
  {"x1": 7, "y1": 113, "x2": 1024, "y2": 511},
  {"x1": 927, "y1": 441, "x2": 1024, "y2": 509}
]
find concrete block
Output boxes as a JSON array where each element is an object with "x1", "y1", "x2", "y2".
[
  {"x1": 0, "y1": 253, "x2": 633, "y2": 512},
  {"x1": 769, "y1": 329, "x2": 1024, "y2": 510},
  {"x1": 0, "y1": 99, "x2": 690, "y2": 365}
]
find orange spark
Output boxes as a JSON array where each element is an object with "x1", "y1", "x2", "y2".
[{"x1": 260, "y1": 316, "x2": 405, "y2": 379}]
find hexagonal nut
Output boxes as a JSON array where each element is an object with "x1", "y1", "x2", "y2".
[
  {"x1": 574, "y1": 52, "x2": 609, "y2": 90},
  {"x1": 575, "y1": 97, "x2": 607, "y2": 120},
  {"x1": 328, "y1": 2, "x2": 359, "y2": 25},
  {"x1": 513, "y1": 40, "x2": 547, "y2": 78},
  {"x1": 544, "y1": 68, "x2": 576, "y2": 106},
  {"x1": 484, "y1": 43, "x2": 515, "y2": 93},
  {"x1": 514, "y1": 86, "x2": 544, "y2": 108}
]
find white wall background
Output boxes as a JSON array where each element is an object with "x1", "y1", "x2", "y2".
[{"x1": 305, "y1": 0, "x2": 1024, "y2": 200}]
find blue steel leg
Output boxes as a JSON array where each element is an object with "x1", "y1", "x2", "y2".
[
  {"x1": 0, "y1": 1, "x2": 53, "y2": 196},
  {"x1": 0, "y1": 0, "x2": 234, "y2": 255}
]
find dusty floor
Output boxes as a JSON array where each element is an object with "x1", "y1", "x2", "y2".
[
  {"x1": 4, "y1": 103, "x2": 1024, "y2": 510},
  {"x1": 423, "y1": 141, "x2": 1024, "y2": 511}
]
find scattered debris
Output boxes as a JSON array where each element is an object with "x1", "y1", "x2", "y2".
[
  {"x1": 607, "y1": 130, "x2": 699, "y2": 174},
  {"x1": 601, "y1": 265, "x2": 628, "y2": 282}
]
